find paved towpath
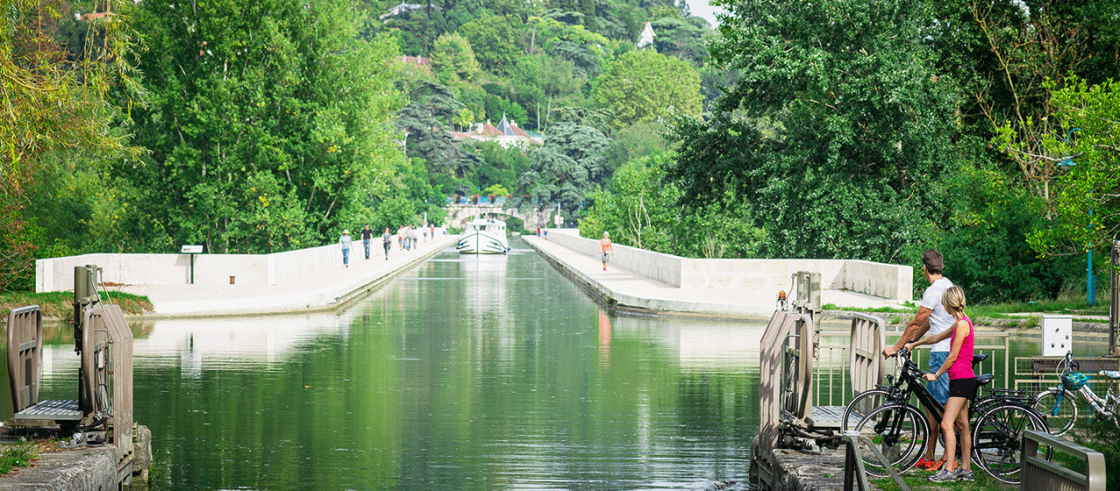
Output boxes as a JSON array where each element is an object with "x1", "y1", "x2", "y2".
[
  {"x1": 117, "y1": 231, "x2": 911, "y2": 319},
  {"x1": 118, "y1": 234, "x2": 459, "y2": 317},
  {"x1": 523, "y1": 235, "x2": 911, "y2": 320}
]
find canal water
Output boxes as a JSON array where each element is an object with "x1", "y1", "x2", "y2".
[
  {"x1": 22, "y1": 238, "x2": 763, "y2": 490},
  {"x1": 7, "y1": 237, "x2": 1102, "y2": 489}
]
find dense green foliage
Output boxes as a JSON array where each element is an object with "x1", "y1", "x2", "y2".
[
  {"x1": 1, "y1": 0, "x2": 142, "y2": 291},
  {"x1": 515, "y1": 122, "x2": 610, "y2": 221},
  {"x1": 581, "y1": 153, "x2": 764, "y2": 258},
  {"x1": 7, "y1": 0, "x2": 1118, "y2": 306},
  {"x1": 1009, "y1": 78, "x2": 1120, "y2": 258},
  {"x1": 124, "y1": 0, "x2": 407, "y2": 253},
  {"x1": 581, "y1": 0, "x2": 1119, "y2": 303},
  {"x1": 592, "y1": 50, "x2": 702, "y2": 129},
  {"x1": 667, "y1": 0, "x2": 958, "y2": 264}
]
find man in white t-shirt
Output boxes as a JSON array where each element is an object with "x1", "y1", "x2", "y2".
[{"x1": 882, "y1": 249, "x2": 954, "y2": 470}]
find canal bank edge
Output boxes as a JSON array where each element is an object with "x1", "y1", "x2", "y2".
[
  {"x1": 112, "y1": 235, "x2": 459, "y2": 319},
  {"x1": 0, "y1": 425, "x2": 152, "y2": 490},
  {"x1": 524, "y1": 234, "x2": 911, "y2": 320},
  {"x1": 525, "y1": 235, "x2": 1114, "y2": 334},
  {"x1": 525, "y1": 235, "x2": 755, "y2": 319}
]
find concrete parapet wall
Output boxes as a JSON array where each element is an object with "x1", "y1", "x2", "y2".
[
  {"x1": 545, "y1": 230, "x2": 913, "y2": 301},
  {"x1": 37, "y1": 244, "x2": 338, "y2": 292},
  {"x1": 545, "y1": 230, "x2": 683, "y2": 286}
]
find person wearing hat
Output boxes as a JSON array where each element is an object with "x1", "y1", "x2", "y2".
[
  {"x1": 600, "y1": 231, "x2": 613, "y2": 271},
  {"x1": 339, "y1": 229, "x2": 352, "y2": 267}
]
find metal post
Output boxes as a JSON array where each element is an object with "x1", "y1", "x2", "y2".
[
  {"x1": 190, "y1": 253, "x2": 195, "y2": 285},
  {"x1": 1088, "y1": 209, "x2": 1095, "y2": 306},
  {"x1": 1110, "y1": 241, "x2": 1120, "y2": 356},
  {"x1": 1059, "y1": 128, "x2": 1093, "y2": 305}
]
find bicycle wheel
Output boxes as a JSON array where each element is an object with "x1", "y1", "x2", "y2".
[
  {"x1": 971, "y1": 403, "x2": 1049, "y2": 485},
  {"x1": 1031, "y1": 389, "x2": 1077, "y2": 436},
  {"x1": 853, "y1": 403, "x2": 929, "y2": 478},
  {"x1": 842, "y1": 389, "x2": 890, "y2": 434}
]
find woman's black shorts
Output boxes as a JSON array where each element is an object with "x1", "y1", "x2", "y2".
[{"x1": 948, "y1": 377, "x2": 978, "y2": 399}]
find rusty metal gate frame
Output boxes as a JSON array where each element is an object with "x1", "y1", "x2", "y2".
[
  {"x1": 82, "y1": 305, "x2": 134, "y2": 468},
  {"x1": 848, "y1": 314, "x2": 886, "y2": 398},
  {"x1": 759, "y1": 311, "x2": 815, "y2": 454},
  {"x1": 7, "y1": 305, "x2": 43, "y2": 413}
]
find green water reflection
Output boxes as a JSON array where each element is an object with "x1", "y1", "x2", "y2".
[
  {"x1": 9, "y1": 238, "x2": 1099, "y2": 490},
  {"x1": 22, "y1": 239, "x2": 764, "y2": 490}
]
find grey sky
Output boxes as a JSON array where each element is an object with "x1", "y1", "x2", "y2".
[{"x1": 686, "y1": 0, "x2": 724, "y2": 26}]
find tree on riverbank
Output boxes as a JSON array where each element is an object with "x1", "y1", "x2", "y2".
[
  {"x1": 514, "y1": 122, "x2": 610, "y2": 222},
  {"x1": 1012, "y1": 78, "x2": 1120, "y2": 259},
  {"x1": 580, "y1": 153, "x2": 764, "y2": 258},
  {"x1": 0, "y1": 0, "x2": 142, "y2": 291},
  {"x1": 665, "y1": 0, "x2": 958, "y2": 264},
  {"x1": 125, "y1": 0, "x2": 406, "y2": 253}
]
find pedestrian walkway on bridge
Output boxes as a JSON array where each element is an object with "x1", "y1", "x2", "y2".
[
  {"x1": 523, "y1": 233, "x2": 912, "y2": 320},
  {"x1": 117, "y1": 234, "x2": 459, "y2": 317}
]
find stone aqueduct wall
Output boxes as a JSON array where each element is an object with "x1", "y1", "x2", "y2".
[
  {"x1": 37, "y1": 245, "x2": 339, "y2": 292},
  {"x1": 544, "y1": 229, "x2": 913, "y2": 302},
  {"x1": 39, "y1": 225, "x2": 912, "y2": 302},
  {"x1": 36, "y1": 229, "x2": 447, "y2": 292},
  {"x1": 445, "y1": 203, "x2": 554, "y2": 230}
]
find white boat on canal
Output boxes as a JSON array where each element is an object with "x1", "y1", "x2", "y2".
[{"x1": 456, "y1": 218, "x2": 510, "y2": 254}]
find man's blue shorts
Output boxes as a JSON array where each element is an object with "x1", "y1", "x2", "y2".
[{"x1": 928, "y1": 351, "x2": 950, "y2": 404}]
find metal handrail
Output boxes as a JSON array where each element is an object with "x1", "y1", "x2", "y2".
[
  {"x1": 1021, "y1": 429, "x2": 1105, "y2": 491},
  {"x1": 817, "y1": 330, "x2": 1010, "y2": 407}
]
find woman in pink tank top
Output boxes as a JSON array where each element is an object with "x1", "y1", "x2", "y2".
[{"x1": 904, "y1": 286, "x2": 975, "y2": 482}]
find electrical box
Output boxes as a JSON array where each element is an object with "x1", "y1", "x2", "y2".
[{"x1": 1042, "y1": 315, "x2": 1073, "y2": 357}]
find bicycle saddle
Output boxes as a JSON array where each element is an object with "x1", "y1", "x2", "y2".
[
  {"x1": 1098, "y1": 370, "x2": 1120, "y2": 379},
  {"x1": 973, "y1": 353, "x2": 988, "y2": 365},
  {"x1": 976, "y1": 374, "x2": 995, "y2": 386}
]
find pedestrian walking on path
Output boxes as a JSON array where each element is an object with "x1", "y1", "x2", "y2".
[
  {"x1": 600, "y1": 231, "x2": 613, "y2": 271},
  {"x1": 361, "y1": 225, "x2": 373, "y2": 260},
  {"x1": 339, "y1": 230, "x2": 352, "y2": 267},
  {"x1": 382, "y1": 228, "x2": 392, "y2": 260}
]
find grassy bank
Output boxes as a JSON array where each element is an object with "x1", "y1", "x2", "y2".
[
  {"x1": 0, "y1": 444, "x2": 36, "y2": 476},
  {"x1": 827, "y1": 294, "x2": 1110, "y2": 328},
  {"x1": 0, "y1": 291, "x2": 153, "y2": 322},
  {"x1": 873, "y1": 469, "x2": 1015, "y2": 491}
]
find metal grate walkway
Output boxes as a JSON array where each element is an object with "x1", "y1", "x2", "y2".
[{"x1": 13, "y1": 399, "x2": 81, "y2": 422}]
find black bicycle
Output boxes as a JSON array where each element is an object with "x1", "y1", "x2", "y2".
[
  {"x1": 841, "y1": 349, "x2": 991, "y2": 434},
  {"x1": 850, "y1": 348, "x2": 1050, "y2": 484}
]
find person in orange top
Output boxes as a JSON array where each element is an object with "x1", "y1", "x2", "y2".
[{"x1": 600, "y1": 232, "x2": 613, "y2": 271}]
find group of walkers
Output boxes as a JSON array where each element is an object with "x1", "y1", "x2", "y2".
[
  {"x1": 881, "y1": 249, "x2": 976, "y2": 483},
  {"x1": 338, "y1": 224, "x2": 438, "y2": 265}
]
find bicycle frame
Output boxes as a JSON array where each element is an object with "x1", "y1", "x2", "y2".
[
  {"x1": 878, "y1": 349, "x2": 1001, "y2": 433},
  {"x1": 1054, "y1": 384, "x2": 1119, "y2": 419},
  {"x1": 1049, "y1": 351, "x2": 1120, "y2": 420}
]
